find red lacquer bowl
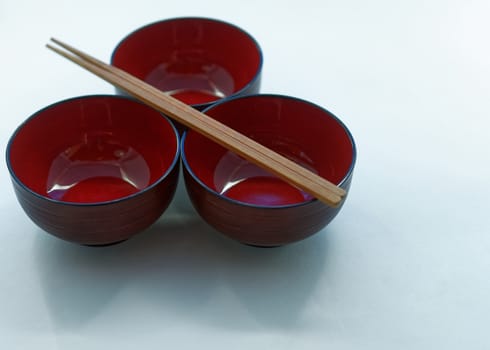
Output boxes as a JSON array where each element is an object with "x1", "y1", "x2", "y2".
[
  {"x1": 111, "y1": 17, "x2": 262, "y2": 111},
  {"x1": 181, "y1": 95, "x2": 356, "y2": 247},
  {"x1": 6, "y1": 95, "x2": 180, "y2": 245}
]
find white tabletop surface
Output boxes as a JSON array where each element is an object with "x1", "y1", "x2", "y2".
[{"x1": 1, "y1": 0, "x2": 489, "y2": 349}]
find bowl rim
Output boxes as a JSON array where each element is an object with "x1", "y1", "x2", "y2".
[
  {"x1": 110, "y1": 16, "x2": 264, "y2": 110},
  {"x1": 5, "y1": 94, "x2": 181, "y2": 207},
  {"x1": 181, "y1": 93, "x2": 357, "y2": 209}
]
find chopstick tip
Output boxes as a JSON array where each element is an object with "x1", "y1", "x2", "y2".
[{"x1": 46, "y1": 37, "x2": 58, "y2": 49}]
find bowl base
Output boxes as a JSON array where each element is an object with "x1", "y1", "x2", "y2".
[
  {"x1": 245, "y1": 243, "x2": 281, "y2": 248},
  {"x1": 83, "y1": 239, "x2": 128, "y2": 247}
]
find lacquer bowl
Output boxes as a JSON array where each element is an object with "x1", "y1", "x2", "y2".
[
  {"x1": 6, "y1": 95, "x2": 180, "y2": 245},
  {"x1": 111, "y1": 17, "x2": 263, "y2": 112},
  {"x1": 181, "y1": 94, "x2": 356, "y2": 247}
]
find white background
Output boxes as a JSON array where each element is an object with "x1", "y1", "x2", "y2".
[{"x1": 1, "y1": 0, "x2": 490, "y2": 349}]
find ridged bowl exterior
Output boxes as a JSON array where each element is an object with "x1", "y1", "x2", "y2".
[
  {"x1": 183, "y1": 165, "x2": 353, "y2": 247},
  {"x1": 10, "y1": 164, "x2": 179, "y2": 245}
]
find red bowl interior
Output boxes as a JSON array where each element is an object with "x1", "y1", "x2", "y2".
[
  {"x1": 183, "y1": 95, "x2": 355, "y2": 206},
  {"x1": 111, "y1": 18, "x2": 262, "y2": 106},
  {"x1": 8, "y1": 96, "x2": 179, "y2": 203}
]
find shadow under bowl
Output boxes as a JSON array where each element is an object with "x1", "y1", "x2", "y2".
[
  {"x1": 6, "y1": 95, "x2": 180, "y2": 245},
  {"x1": 181, "y1": 94, "x2": 356, "y2": 247}
]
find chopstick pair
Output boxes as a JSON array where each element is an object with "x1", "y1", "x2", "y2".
[{"x1": 46, "y1": 38, "x2": 346, "y2": 207}]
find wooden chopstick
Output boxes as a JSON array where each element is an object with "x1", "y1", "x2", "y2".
[{"x1": 46, "y1": 38, "x2": 346, "y2": 207}]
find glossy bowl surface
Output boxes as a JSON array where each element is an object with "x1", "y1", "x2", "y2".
[
  {"x1": 181, "y1": 94, "x2": 356, "y2": 246},
  {"x1": 111, "y1": 17, "x2": 262, "y2": 110},
  {"x1": 6, "y1": 95, "x2": 180, "y2": 245}
]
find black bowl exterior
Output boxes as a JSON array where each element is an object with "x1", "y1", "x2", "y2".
[
  {"x1": 10, "y1": 163, "x2": 179, "y2": 245},
  {"x1": 183, "y1": 165, "x2": 354, "y2": 247}
]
